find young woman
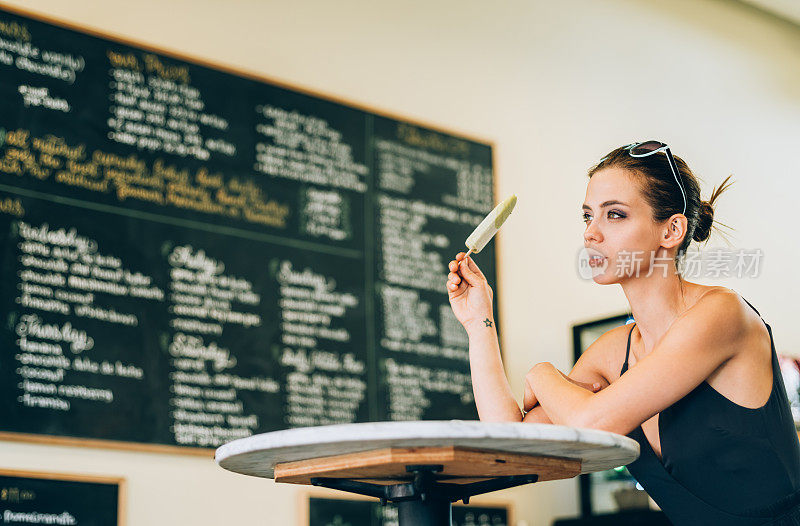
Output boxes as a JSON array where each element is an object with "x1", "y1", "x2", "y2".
[{"x1": 446, "y1": 141, "x2": 800, "y2": 525}]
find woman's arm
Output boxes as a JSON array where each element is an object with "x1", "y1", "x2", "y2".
[
  {"x1": 522, "y1": 404, "x2": 552, "y2": 423},
  {"x1": 525, "y1": 363, "x2": 596, "y2": 425},
  {"x1": 447, "y1": 253, "x2": 521, "y2": 421},
  {"x1": 446, "y1": 252, "x2": 605, "y2": 423},
  {"x1": 523, "y1": 371, "x2": 605, "y2": 424},
  {"x1": 528, "y1": 291, "x2": 745, "y2": 433},
  {"x1": 465, "y1": 319, "x2": 605, "y2": 422},
  {"x1": 465, "y1": 318, "x2": 523, "y2": 421},
  {"x1": 523, "y1": 331, "x2": 611, "y2": 421}
]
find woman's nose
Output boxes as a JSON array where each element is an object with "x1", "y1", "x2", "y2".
[{"x1": 583, "y1": 222, "x2": 602, "y2": 243}]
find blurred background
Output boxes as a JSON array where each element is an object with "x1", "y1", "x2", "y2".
[{"x1": 0, "y1": 1, "x2": 798, "y2": 525}]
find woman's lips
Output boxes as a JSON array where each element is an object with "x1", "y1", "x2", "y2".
[{"x1": 589, "y1": 255, "x2": 606, "y2": 268}]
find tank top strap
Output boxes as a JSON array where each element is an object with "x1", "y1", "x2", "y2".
[
  {"x1": 620, "y1": 291, "x2": 768, "y2": 376},
  {"x1": 733, "y1": 290, "x2": 773, "y2": 338},
  {"x1": 621, "y1": 322, "x2": 636, "y2": 375},
  {"x1": 738, "y1": 293, "x2": 762, "y2": 317}
]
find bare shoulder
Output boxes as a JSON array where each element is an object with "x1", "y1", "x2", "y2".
[
  {"x1": 683, "y1": 286, "x2": 773, "y2": 405},
  {"x1": 662, "y1": 286, "x2": 768, "y2": 378},
  {"x1": 683, "y1": 286, "x2": 759, "y2": 336},
  {"x1": 570, "y1": 286, "x2": 766, "y2": 389},
  {"x1": 689, "y1": 286, "x2": 771, "y2": 356},
  {"x1": 578, "y1": 286, "x2": 757, "y2": 383}
]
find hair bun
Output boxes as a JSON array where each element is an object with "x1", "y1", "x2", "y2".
[{"x1": 693, "y1": 200, "x2": 714, "y2": 243}]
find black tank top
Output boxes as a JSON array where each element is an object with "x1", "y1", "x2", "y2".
[{"x1": 620, "y1": 294, "x2": 800, "y2": 525}]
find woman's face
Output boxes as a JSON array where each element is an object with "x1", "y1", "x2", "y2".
[{"x1": 582, "y1": 166, "x2": 666, "y2": 284}]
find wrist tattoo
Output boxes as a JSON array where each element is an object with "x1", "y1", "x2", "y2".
[{"x1": 483, "y1": 318, "x2": 493, "y2": 327}]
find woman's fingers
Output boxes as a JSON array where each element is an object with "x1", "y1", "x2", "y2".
[
  {"x1": 458, "y1": 258, "x2": 485, "y2": 287},
  {"x1": 447, "y1": 253, "x2": 485, "y2": 293},
  {"x1": 465, "y1": 256, "x2": 487, "y2": 280},
  {"x1": 571, "y1": 379, "x2": 603, "y2": 392},
  {"x1": 584, "y1": 382, "x2": 601, "y2": 392},
  {"x1": 446, "y1": 270, "x2": 466, "y2": 294},
  {"x1": 448, "y1": 277, "x2": 467, "y2": 295}
]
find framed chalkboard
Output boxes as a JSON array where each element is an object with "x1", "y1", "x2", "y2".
[
  {"x1": 0, "y1": 469, "x2": 125, "y2": 526},
  {"x1": 0, "y1": 5, "x2": 498, "y2": 453},
  {"x1": 304, "y1": 494, "x2": 511, "y2": 526}
]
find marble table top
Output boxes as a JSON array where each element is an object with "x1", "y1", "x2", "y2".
[{"x1": 215, "y1": 420, "x2": 639, "y2": 479}]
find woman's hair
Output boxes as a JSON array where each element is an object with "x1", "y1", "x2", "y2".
[{"x1": 587, "y1": 144, "x2": 734, "y2": 274}]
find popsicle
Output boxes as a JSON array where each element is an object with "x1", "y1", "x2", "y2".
[{"x1": 464, "y1": 194, "x2": 517, "y2": 258}]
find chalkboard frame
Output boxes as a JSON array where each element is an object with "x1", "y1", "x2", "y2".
[
  {"x1": 0, "y1": 2, "x2": 507, "y2": 456},
  {"x1": 0, "y1": 468, "x2": 126, "y2": 526},
  {"x1": 298, "y1": 489, "x2": 514, "y2": 526},
  {"x1": 571, "y1": 313, "x2": 633, "y2": 517}
]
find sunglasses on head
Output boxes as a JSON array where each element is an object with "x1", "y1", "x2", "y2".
[{"x1": 602, "y1": 140, "x2": 687, "y2": 216}]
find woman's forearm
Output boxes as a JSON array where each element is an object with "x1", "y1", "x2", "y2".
[
  {"x1": 466, "y1": 319, "x2": 522, "y2": 422},
  {"x1": 531, "y1": 362, "x2": 593, "y2": 426},
  {"x1": 522, "y1": 404, "x2": 552, "y2": 423}
]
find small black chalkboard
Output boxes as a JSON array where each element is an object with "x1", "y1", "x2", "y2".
[{"x1": 0, "y1": 469, "x2": 123, "y2": 526}]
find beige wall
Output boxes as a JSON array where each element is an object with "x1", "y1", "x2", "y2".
[{"x1": 0, "y1": 1, "x2": 798, "y2": 524}]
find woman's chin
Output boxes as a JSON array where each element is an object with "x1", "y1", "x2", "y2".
[{"x1": 591, "y1": 268, "x2": 617, "y2": 284}]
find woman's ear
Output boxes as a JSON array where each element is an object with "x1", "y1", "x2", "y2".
[{"x1": 661, "y1": 214, "x2": 687, "y2": 248}]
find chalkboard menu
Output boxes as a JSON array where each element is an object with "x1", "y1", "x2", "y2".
[
  {"x1": 309, "y1": 497, "x2": 509, "y2": 526},
  {"x1": 0, "y1": 7, "x2": 497, "y2": 451},
  {"x1": 0, "y1": 469, "x2": 123, "y2": 526}
]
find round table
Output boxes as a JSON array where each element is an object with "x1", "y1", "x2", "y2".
[{"x1": 215, "y1": 420, "x2": 639, "y2": 526}]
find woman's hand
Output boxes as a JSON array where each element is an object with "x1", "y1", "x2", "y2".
[
  {"x1": 446, "y1": 253, "x2": 494, "y2": 333},
  {"x1": 523, "y1": 365, "x2": 605, "y2": 412}
]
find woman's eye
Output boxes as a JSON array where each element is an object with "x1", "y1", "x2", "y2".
[{"x1": 582, "y1": 210, "x2": 625, "y2": 223}]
